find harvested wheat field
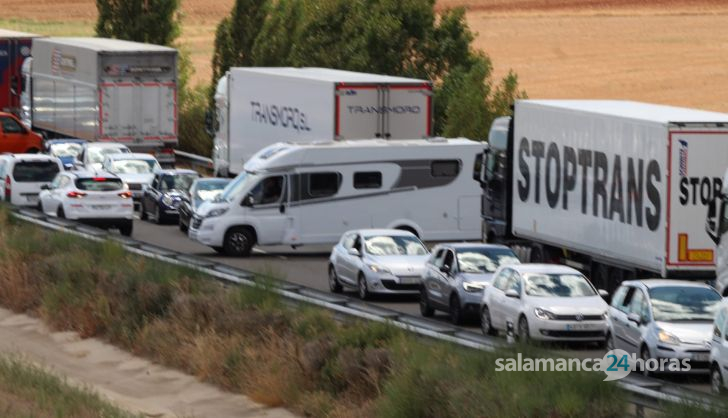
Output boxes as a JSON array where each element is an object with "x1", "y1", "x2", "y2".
[{"x1": 1, "y1": 0, "x2": 727, "y2": 111}]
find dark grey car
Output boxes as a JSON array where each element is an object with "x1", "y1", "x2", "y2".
[{"x1": 420, "y1": 243, "x2": 520, "y2": 324}]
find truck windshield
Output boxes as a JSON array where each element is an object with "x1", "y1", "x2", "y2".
[
  {"x1": 523, "y1": 274, "x2": 596, "y2": 297},
  {"x1": 649, "y1": 286, "x2": 721, "y2": 322},
  {"x1": 219, "y1": 172, "x2": 260, "y2": 203}
]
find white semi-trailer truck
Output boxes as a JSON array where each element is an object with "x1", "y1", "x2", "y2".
[
  {"x1": 210, "y1": 67, "x2": 433, "y2": 176},
  {"x1": 21, "y1": 37, "x2": 178, "y2": 165},
  {"x1": 476, "y1": 100, "x2": 728, "y2": 291}
]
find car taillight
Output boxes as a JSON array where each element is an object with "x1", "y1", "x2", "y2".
[
  {"x1": 160, "y1": 148, "x2": 174, "y2": 154},
  {"x1": 93, "y1": 177, "x2": 108, "y2": 182},
  {"x1": 66, "y1": 191, "x2": 87, "y2": 198},
  {"x1": 118, "y1": 191, "x2": 132, "y2": 199},
  {"x1": 4, "y1": 176, "x2": 10, "y2": 201}
]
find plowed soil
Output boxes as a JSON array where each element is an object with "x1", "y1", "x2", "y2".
[{"x1": 1, "y1": 0, "x2": 727, "y2": 111}]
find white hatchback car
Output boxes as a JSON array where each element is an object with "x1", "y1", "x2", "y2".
[
  {"x1": 328, "y1": 229, "x2": 430, "y2": 299},
  {"x1": 39, "y1": 170, "x2": 134, "y2": 235},
  {"x1": 0, "y1": 153, "x2": 62, "y2": 207},
  {"x1": 710, "y1": 298, "x2": 728, "y2": 394},
  {"x1": 480, "y1": 264, "x2": 610, "y2": 343},
  {"x1": 101, "y1": 152, "x2": 161, "y2": 201}
]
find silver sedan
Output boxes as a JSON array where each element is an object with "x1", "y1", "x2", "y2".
[{"x1": 328, "y1": 229, "x2": 430, "y2": 299}]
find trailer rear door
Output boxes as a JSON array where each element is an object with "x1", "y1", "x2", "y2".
[
  {"x1": 335, "y1": 83, "x2": 431, "y2": 140},
  {"x1": 99, "y1": 81, "x2": 176, "y2": 143},
  {"x1": 667, "y1": 128, "x2": 728, "y2": 272}
]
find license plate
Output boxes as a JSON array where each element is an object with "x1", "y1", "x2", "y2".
[
  {"x1": 25, "y1": 195, "x2": 38, "y2": 203},
  {"x1": 92, "y1": 205, "x2": 112, "y2": 210},
  {"x1": 565, "y1": 323, "x2": 597, "y2": 330},
  {"x1": 399, "y1": 276, "x2": 420, "y2": 285},
  {"x1": 692, "y1": 353, "x2": 709, "y2": 362}
]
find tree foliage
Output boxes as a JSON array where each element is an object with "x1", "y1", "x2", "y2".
[
  {"x1": 95, "y1": 0, "x2": 181, "y2": 46},
  {"x1": 212, "y1": 0, "x2": 526, "y2": 140}
]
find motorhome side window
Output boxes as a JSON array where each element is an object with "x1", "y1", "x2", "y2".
[
  {"x1": 431, "y1": 160, "x2": 460, "y2": 177},
  {"x1": 307, "y1": 172, "x2": 340, "y2": 198},
  {"x1": 353, "y1": 171, "x2": 382, "y2": 189},
  {"x1": 249, "y1": 176, "x2": 284, "y2": 205}
]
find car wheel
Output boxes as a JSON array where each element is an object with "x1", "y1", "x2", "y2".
[
  {"x1": 449, "y1": 294, "x2": 463, "y2": 325},
  {"x1": 57, "y1": 207, "x2": 65, "y2": 219},
  {"x1": 358, "y1": 273, "x2": 370, "y2": 300},
  {"x1": 119, "y1": 222, "x2": 133, "y2": 237},
  {"x1": 419, "y1": 288, "x2": 434, "y2": 317},
  {"x1": 517, "y1": 315, "x2": 530, "y2": 343},
  {"x1": 154, "y1": 205, "x2": 164, "y2": 225},
  {"x1": 480, "y1": 305, "x2": 497, "y2": 336},
  {"x1": 328, "y1": 265, "x2": 343, "y2": 293},
  {"x1": 712, "y1": 364, "x2": 723, "y2": 395},
  {"x1": 640, "y1": 346, "x2": 653, "y2": 376},
  {"x1": 140, "y1": 202, "x2": 148, "y2": 221},
  {"x1": 179, "y1": 218, "x2": 188, "y2": 233},
  {"x1": 223, "y1": 227, "x2": 254, "y2": 257}
]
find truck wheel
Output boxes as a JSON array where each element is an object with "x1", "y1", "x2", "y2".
[{"x1": 223, "y1": 227, "x2": 254, "y2": 257}]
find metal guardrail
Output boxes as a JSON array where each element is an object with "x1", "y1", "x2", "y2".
[
  {"x1": 6, "y1": 206, "x2": 728, "y2": 416},
  {"x1": 173, "y1": 150, "x2": 214, "y2": 173}
]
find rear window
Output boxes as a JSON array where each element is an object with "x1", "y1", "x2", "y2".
[
  {"x1": 12, "y1": 161, "x2": 60, "y2": 182},
  {"x1": 75, "y1": 178, "x2": 124, "y2": 191}
]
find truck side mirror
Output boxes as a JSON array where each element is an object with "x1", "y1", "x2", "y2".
[
  {"x1": 204, "y1": 109, "x2": 214, "y2": 137},
  {"x1": 706, "y1": 196, "x2": 722, "y2": 244}
]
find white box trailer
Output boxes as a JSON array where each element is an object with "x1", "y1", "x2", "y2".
[
  {"x1": 478, "y1": 100, "x2": 728, "y2": 290},
  {"x1": 22, "y1": 37, "x2": 178, "y2": 164},
  {"x1": 212, "y1": 67, "x2": 433, "y2": 176}
]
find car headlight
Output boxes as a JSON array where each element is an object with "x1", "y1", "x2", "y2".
[
  {"x1": 657, "y1": 329, "x2": 681, "y2": 345},
  {"x1": 367, "y1": 264, "x2": 392, "y2": 274},
  {"x1": 534, "y1": 308, "x2": 555, "y2": 320},
  {"x1": 161, "y1": 195, "x2": 174, "y2": 207},
  {"x1": 463, "y1": 282, "x2": 486, "y2": 293},
  {"x1": 204, "y1": 208, "x2": 229, "y2": 219}
]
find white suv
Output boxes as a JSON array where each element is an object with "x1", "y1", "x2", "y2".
[
  {"x1": 39, "y1": 170, "x2": 134, "y2": 235},
  {"x1": 0, "y1": 154, "x2": 62, "y2": 207}
]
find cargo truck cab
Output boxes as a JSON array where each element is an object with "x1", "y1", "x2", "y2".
[{"x1": 706, "y1": 169, "x2": 728, "y2": 296}]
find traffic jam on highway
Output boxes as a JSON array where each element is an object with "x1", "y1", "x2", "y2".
[{"x1": 5, "y1": 31, "x2": 728, "y2": 394}]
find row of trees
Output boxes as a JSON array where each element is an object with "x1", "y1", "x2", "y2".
[{"x1": 95, "y1": 0, "x2": 525, "y2": 152}]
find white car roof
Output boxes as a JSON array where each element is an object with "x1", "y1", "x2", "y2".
[
  {"x1": 349, "y1": 228, "x2": 417, "y2": 238},
  {"x1": 507, "y1": 264, "x2": 582, "y2": 275},
  {"x1": 621, "y1": 279, "x2": 715, "y2": 289},
  {"x1": 1, "y1": 153, "x2": 60, "y2": 162},
  {"x1": 104, "y1": 153, "x2": 157, "y2": 161}
]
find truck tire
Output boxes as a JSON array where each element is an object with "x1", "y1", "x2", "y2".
[{"x1": 223, "y1": 226, "x2": 255, "y2": 257}]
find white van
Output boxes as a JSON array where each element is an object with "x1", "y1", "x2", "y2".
[
  {"x1": 189, "y1": 138, "x2": 485, "y2": 256},
  {"x1": 0, "y1": 153, "x2": 63, "y2": 207}
]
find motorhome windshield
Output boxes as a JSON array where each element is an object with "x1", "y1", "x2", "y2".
[{"x1": 219, "y1": 171, "x2": 259, "y2": 203}]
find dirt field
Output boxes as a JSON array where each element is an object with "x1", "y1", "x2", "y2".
[{"x1": 1, "y1": 0, "x2": 727, "y2": 111}]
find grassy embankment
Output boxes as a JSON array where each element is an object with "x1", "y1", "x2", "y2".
[
  {"x1": 0, "y1": 205, "x2": 722, "y2": 417},
  {"x1": 0, "y1": 354, "x2": 139, "y2": 418}
]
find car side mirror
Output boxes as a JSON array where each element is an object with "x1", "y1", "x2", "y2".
[
  {"x1": 242, "y1": 195, "x2": 255, "y2": 207},
  {"x1": 598, "y1": 289, "x2": 609, "y2": 298},
  {"x1": 505, "y1": 289, "x2": 520, "y2": 299},
  {"x1": 627, "y1": 312, "x2": 642, "y2": 325},
  {"x1": 440, "y1": 264, "x2": 451, "y2": 274},
  {"x1": 348, "y1": 247, "x2": 360, "y2": 257}
]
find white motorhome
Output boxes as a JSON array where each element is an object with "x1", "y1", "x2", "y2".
[
  {"x1": 189, "y1": 138, "x2": 484, "y2": 256},
  {"x1": 211, "y1": 67, "x2": 433, "y2": 176},
  {"x1": 706, "y1": 169, "x2": 728, "y2": 296}
]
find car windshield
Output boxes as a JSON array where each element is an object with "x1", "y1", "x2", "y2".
[
  {"x1": 109, "y1": 159, "x2": 159, "y2": 174},
  {"x1": 364, "y1": 235, "x2": 428, "y2": 256},
  {"x1": 649, "y1": 286, "x2": 721, "y2": 322},
  {"x1": 524, "y1": 273, "x2": 596, "y2": 297},
  {"x1": 12, "y1": 161, "x2": 60, "y2": 182},
  {"x1": 219, "y1": 172, "x2": 259, "y2": 203},
  {"x1": 456, "y1": 247, "x2": 520, "y2": 273},
  {"x1": 75, "y1": 178, "x2": 123, "y2": 191},
  {"x1": 88, "y1": 147, "x2": 129, "y2": 164},
  {"x1": 161, "y1": 173, "x2": 198, "y2": 191},
  {"x1": 195, "y1": 180, "x2": 230, "y2": 201},
  {"x1": 49, "y1": 143, "x2": 83, "y2": 158}
]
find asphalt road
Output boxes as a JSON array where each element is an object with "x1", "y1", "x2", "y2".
[{"x1": 131, "y1": 217, "x2": 711, "y2": 392}]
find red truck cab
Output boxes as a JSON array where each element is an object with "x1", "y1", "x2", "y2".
[{"x1": 0, "y1": 112, "x2": 41, "y2": 153}]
